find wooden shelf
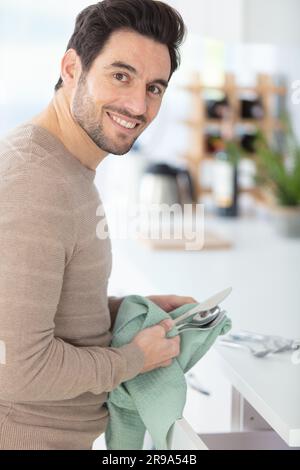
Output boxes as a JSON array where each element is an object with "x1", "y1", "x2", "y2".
[
  {"x1": 180, "y1": 84, "x2": 286, "y2": 96},
  {"x1": 200, "y1": 187, "x2": 258, "y2": 195},
  {"x1": 184, "y1": 153, "x2": 258, "y2": 162},
  {"x1": 182, "y1": 118, "x2": 284, "y2": 129},
  {"x1": 181, "y1": 72, "x2": 287, "y2": 202}
]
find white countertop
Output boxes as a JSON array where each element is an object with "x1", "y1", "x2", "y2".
[{"x1": 108, "y1": 215, "x2": 300, "y2": 446}]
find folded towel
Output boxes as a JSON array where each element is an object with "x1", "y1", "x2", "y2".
[{"x1": 105, "y1": 295, "x2": 231, "y2": 450}]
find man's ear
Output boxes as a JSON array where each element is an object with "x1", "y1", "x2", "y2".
[{"x1": 60, "y1": 49, "x2": 82, "y2": 89}]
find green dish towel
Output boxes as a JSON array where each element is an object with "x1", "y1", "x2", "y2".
[{"x1": 105, "y1": 295, "x2": 231, "y2": 450}]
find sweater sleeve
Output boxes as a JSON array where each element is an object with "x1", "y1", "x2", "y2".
[
  {"x1": 0, "y1": 168, "x2": 145, "y2": 403},
  {"x1": 108, "y1": 296, "x2": 125, "y2": 332}
]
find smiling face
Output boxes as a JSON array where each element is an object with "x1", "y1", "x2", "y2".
[{"x1": 69, "y1": 29, "x2": 171, "y2": 155}]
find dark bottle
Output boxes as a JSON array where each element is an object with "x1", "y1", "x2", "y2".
[
  {"x1": 212, "y1": 151, "x2": 239, "y2": 217},
  {"x1": 240, "y1": 97, "x2": 264, "y2": 119},
  {"x1": 206, "y1": 97, "x2": 229, "y2": 119},
  {"x1": 240, "y1": 133, "x2": 258, "y2": 154}
]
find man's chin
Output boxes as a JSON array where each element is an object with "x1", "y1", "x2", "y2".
[
  {"x1": 111, "y1": 150, "x2": 132, "y2": 156},
  {"x1": 77, "y1": 122, "x2": 137, "y2": 155},
  {"x1": 96, "y1": 138, "x2": 137, "y2": 156}
]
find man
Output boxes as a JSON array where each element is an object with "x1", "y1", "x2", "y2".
[{"x1": 0, "y1": 0, "x2": 197, "y2": 450}]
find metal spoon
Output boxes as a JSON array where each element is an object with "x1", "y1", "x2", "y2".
[
  {"x1": 173, "y1": 287, "x2": 232, "y2": 326},
  {"x1": 177, "y1": 311, "x2": 226, "y2": 332}
]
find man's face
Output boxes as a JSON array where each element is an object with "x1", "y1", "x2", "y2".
[{"x1": 71, "y1": 29, "x2": 171, "y2": 155}]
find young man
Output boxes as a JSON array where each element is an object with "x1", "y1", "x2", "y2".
[{"x1": 0, "y1": 0, "x2": 197, "y2": 450}]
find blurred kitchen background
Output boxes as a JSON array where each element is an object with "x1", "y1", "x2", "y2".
[
  {"x1": 1, "y1": 0, "x2": 300, "y2": 449},
  {"x1": 1, "y1": 0, "x2": 300, "y2": 232}
]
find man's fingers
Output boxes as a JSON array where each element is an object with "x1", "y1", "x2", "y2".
[
  {"x1": 159, "y1": 319, "x2": 174, "y2": 333},
  {"x1": 159, "y1": 359, "x2": 173, "y2": 368},
  {"x1": 173, "y1": 295, "x2": 198, "y2": 304},
  {"x1": 163, "y1": 295, "x2": 198, "y2": 310}
]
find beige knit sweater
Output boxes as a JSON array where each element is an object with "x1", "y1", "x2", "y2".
[{"x1": 0, "y1": 122, "x2": 145, "y2": 450}]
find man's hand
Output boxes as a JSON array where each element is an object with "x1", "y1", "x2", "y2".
[
  {"x1": 132, "y1": 319, "x2": 181, "y2": 374},
  {"x1": 147, "y1": 294, "x2": 198, "y2": 313},
  {"x1": 108, "y1": 294, "x2": 198, "y2": 332},
  {"x1": 132, "y1": 295, "x2": 198, "y2": 373}
]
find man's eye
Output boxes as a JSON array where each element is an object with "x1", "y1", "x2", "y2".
[
  {"x1": 114, "y1": 73, "x2": 128, "y2": 82},
  {"x1": 148, "y1": 85, "x2": 162, "y2": 96}
]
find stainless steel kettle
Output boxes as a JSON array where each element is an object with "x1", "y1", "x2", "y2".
[{"x1": 139, "y1": 163, "x2": 195, "y2": 207}]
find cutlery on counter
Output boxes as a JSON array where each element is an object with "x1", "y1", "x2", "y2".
[{"x1": 218, "y1": 331, "x2": 300, "y2": 358}]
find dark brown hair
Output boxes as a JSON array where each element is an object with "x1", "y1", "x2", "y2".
[{"x1": 54, "y1": 0, "x2": 186, "y2": 91}]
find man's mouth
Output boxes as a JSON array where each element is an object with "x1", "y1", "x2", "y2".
[{"x1": 106, "y1": 112, "x2": 141, "y2": 132}]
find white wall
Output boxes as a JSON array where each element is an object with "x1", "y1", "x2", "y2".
[
  {"x1": 239, "y1": 0, "x2": 300, "y2": 138},
  {"x1": 168, "y1": 0, "x2": 244, "y2": 43},
  {"x1": 169, "y1": 0, "x2": 300, "y2": 46},
  {"x1": 242, "y1": 0, "x2": 300, "y2": 46}
]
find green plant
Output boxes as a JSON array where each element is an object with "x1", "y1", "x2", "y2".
[
  {"x1": 254, "y1": 115, "x2": 300, "y2": 207},
  {"x1": 224, "y1": 140, "x2": 242, "y2": 166}
]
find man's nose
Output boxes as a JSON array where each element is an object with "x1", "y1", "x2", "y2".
[{"x1": 123, "y1": 86, "x2": 147, "y2": 118}]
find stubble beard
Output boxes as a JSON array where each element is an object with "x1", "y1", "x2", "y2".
[{"x1": 72, "y1": 74, "x2": 140, "y2": 155}]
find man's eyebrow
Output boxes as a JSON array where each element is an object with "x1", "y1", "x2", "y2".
[
  {"x1": 153, "y1": 78, "x2": 169, "y2": 90},
  {"x1": 106, "y1": 61, "x2": 169, "y2": 89}
]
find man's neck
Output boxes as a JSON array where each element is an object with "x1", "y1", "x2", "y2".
[{"x1": 31, "y1": 88, "x2": 108, "y2": 171}]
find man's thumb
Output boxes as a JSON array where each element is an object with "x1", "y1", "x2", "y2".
[{"x1": 160, "y1": 319, "x2": 174, "y2": 332}]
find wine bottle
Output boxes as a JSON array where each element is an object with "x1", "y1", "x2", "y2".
[
  {"x1": 240, "y1": 133, "x2": 257, "y2": 154},
  {"x1": 206, "y1": 97, "x2": 229, "y2": 119},
  {"x1": 212, "y1": 151, "x2": 239, "y2": 217},
  {"x1": 240, "y1": 97, "x2": 264, "y2": 119}
]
